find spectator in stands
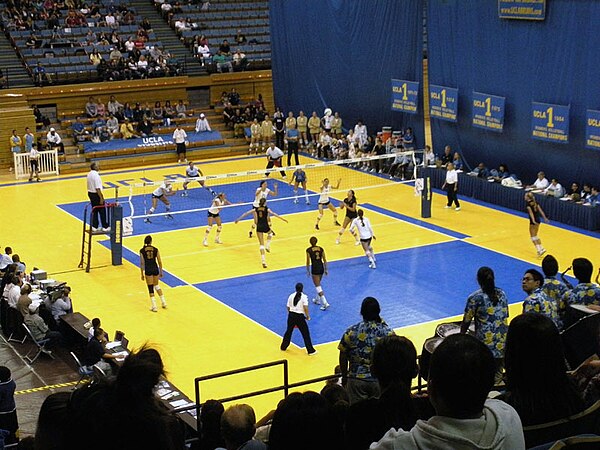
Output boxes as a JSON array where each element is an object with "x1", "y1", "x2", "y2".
[
  {"x1": 122, "y1": 103, "x2": 134, "y2": 121},
  {"x1": 544, "y1": 178, "x2": 564, "y2": 197},
  {"x1": 580, "y1": 182, "x2": 592, "y2": 201},
  {"x1": 195, "y1": 113, "x2": 211, "y2": 132},
  {"x1": 16, "y1": 284, "x2": 33, "y2": 318},
  {"x1": 522, "y1": 268, "x2": 561, "y2": 329},
  {"x1": 527, "y1": 171, "x2": 549, "y2": 190},
  {"x1": 89, "y1": 49, "x2": 102, "y2": 66},
  {"x1": 460, "y1": 266, "x2": 509, "y2": 383},
  {"x1": 541, "y1": 254, "x2": 569, "y2": 321},
  {"x1": 0, "y1": 68, "x2": 6, "y2": 89},
  {"x1": 96, "y1": 98, "x2": 106, "y2": 117},
  {"x1": 219, "y1": 404, "x2": 266, "y2": 450},
  {"x1": 584, "y1": 186, "x2": 600, "y2": 206},
  {"x1": 233, "y1": 48, "x2": 248, "y2": 71},
  {"x1": 219, "y1": 39, "x2": 232, "y2": 56},
  {"x1": 439, "y1": 145, "x2": 452, "y2": 167},
  {"x1": 471, "y1": 162, "x2": 490, "y2": 178},
  {"x1": 104, "y1": 11, "x2": 117, "y2": 28},
  {"x1": 451, "y1": 152, "x2": 463, "y2": 171},
  {"x1": 85, "y1": 97, "x2": 98, "y2": 118},
  {"x1": 372, "y1": 334, "x2": 525, "y2": 449},
  {"x1": 137, "y1": 118, "x2": 155, "y2": 138},
  {"x1": 213, "y1": 51, "x2": 232, "y2": 73},
  {"x1": 501, "y1": 313, "x2": 585, "y2": 426},
  {"x1": 176, "y1": 100, "x2": 188, "y2": 118},
  {"x1": 10, "y1": 254, "x2": 24, "y2": 274},
  {"x1": 563, "y1": 182, "x2": 581, "y2": 202},
  {"x1": 152, "y1": 101, "x2": 164, "y2": 123},
  {"x1": 422, "y1": 144, "x2": 435, "y2": 166},
  {"x1": 268, "y1": 392, "x2": 344, "y2": 450},
  {"x1": 33, "y1": 62, "x2": 52, "y2": 86},
  {"x1": 46, "y1": 128, "x2": 65, "y2": 155},
  {"x1": 563, "y1": 258, "x2": 600, "y2": 310},
  {"x1": 137, "y1": 55, "x2": 149, "y2": 78},
  {"x1": 200, "y1": 399, "x2": 226, "y2": 450},
  {"x1": 339, "y1": 297, "x2": 395, "y2": 404},
  {"x1": 25, "y1": 303, "x2": 62, "y2": 350},
  {"x1": 120, "y1": 118, "x2": 137, "y2": 139},
  {"x1": 109, "y1": 46, "x2": 122, "y2": 62},
  {"x1": 489, "y1": 163, "x2": 510, "y2": 182},
  {"x1": 5, "y1": 274, "x2": 21, "y2": 309},
  {"x1": 228, "y1": 88, "x2": 241, "y2": 106},
  {"x1": 0, "y1": 247, "x2": 13, "y2": 271},
  {"x1": 197, "y1": 41, "x2": 211, "y2": 66},
  {"x1": 33, "y1": 105, "x2": 50, "y2": 130},
  {"x1": 107, "y1": 95, "x2": 123, "y2": 117},
  {"x1": 49, "y1": 285, "x2": 72, "y2": 323},
  {"x1": 235, "y1": 29, "x2": 247, "y2": 45},
  {"x1": 353, "y1": 119, "x2": 368, "y2": 150},
  {"x1": 345, "y1": 335, "x2": 434, "y2": 450},
  {"x1": 132, "y1": 102, "x2": 144, "y2": 122},
  {"x1": 72, "y1": 117, "x2": 89, "y2": 142},
  {"x1": 106, "y1": 115, "x2": 119, "y2": 138},
  {"x1": 82, "y1": 326, "x2": 118, "y2": 374}
]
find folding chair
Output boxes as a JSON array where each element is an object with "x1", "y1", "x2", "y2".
[
  {"x1": 70, "y1": 351, "x2": 93, "y2": 387},
  {"x1": 22, "y1": 323, "x2": 55, "y2": 364}
]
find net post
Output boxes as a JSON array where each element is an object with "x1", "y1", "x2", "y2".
[{"x1": 420, "y1": 165, "x2": 432, "y2": 218}]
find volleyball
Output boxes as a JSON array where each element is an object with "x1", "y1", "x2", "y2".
[{"x1": 324, "y1": 108, "x2": 332, "y2": 117}]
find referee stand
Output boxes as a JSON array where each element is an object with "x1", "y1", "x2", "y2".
[{"x1": 78, "y1": 202, "x2": 123, "y2": 272}]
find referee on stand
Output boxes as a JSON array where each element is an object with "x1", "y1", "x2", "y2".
[
  {"x1": 86, "y1": 162, "x2": 110, "y2": 232},
  {"x1": 265, "y1": 142, "x2": 287, "y2": 178}
]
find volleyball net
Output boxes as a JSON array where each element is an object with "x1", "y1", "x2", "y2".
[{"x1": 124, "y1": 151, "x2": 423, "y2": 225}]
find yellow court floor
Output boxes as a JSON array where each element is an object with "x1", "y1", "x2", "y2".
[{"x1": 1, "y1": 154, "x2": 598, "y2": 417}]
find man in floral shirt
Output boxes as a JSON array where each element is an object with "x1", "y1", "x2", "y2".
[
  {"x1": 522, "y1": 269, "x2": 561, "y2": 329},
  {"x1": 541, "y1": 255, "x2": 569, "y2": 328},
  {"x1": 338, "y1": 297, "x2": 395, "y2": 404},
  {"x1": 563, "y1": 258, "x2": 600, "y2": 311}
]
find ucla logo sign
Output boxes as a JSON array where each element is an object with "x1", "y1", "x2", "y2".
[{"x1": 137, "y1": 136, "x2": 174, "y2": 148}]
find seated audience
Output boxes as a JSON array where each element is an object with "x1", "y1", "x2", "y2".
[
  {"x1": 439, "y1": 145, "x2": 452, "y2": 166},
  {"x1": 106, "y1": 115, "x2": 119, "y2": 137},
  {"x1": 16, "y1": 283, "x2": 32, "y2": 318},
  {"x1": 11, "y1": 254, "x2": 25, "y2": 273},
  {"x1": 541, "y1": 254, "x2": 569, "y2": 323},
  {"x1": 563, "y1": 258, "x2": 600, "y2": 310},
  {"x1": 544, "y1": 178, "x2": 564, "y2": 197},
  {"x1": 213, "y1": 51, "x2": 233, "y2": 73},
  {"x1": 527, "y1": 171, "x2": 549, "y2": 190},
  {"x1": 200, "y1": 399, "x2": 226, "y2": 450},
  {"x1": 583, "y1": 186, "x2": 600, "y2": 206},
  {"x1": 218, "y1": 404, "x2": 266, "y2": 450},
  {"x1": 137, "y1": 118, "x2": 155, "y2": 137},
  {"x1": 521, "y1": 268, "x2": 561, "y2": 329},
  {"x1": 24, "y1": 303, "x2": 61, "y2": 350},
  {"x1": 345, "y1": 335, "x2": 434, "y2": 450},
  {"x1": 49, "y1": 285, "x2": 72, "y2": 322},
  {"x1": 195, "y1": 113, "x2": 212, "y2": 132},
  {"x1": 107, "y1": 95, "x2": 123, "y2": 116},
  {"x1": 0, "y1": 247, "x2": 13, "y2": 271},
  {"x1": 489, "y1": 163, "x2": 510, "y2": 182},
  {"x1": 580, "y1": 183, "x2": 592, "y2": 201},
  {"x1": 268, "y1": 391, "x2": 344, "y2": 450},
  {"x1": 451, "y1": 152, "x2": 463, "y2": 171},
  {"x1": 46, "y1": 128, "x2": 65, "y2": 155},
  {"x1": 564, "y1": 182, "x2": 581, "y2": 202},
  {"x1": 72, "y1": 118, "x2": 89, "y2": 142},
  {"x1": 471, "y1": 162, "x2": 490, "y2": 178},
  {"x1": 82, "y1": 327, "x2": 118, "y2": 374},
  {"x1": 500, "y1": 313, "x2": 585, "y2": 426},
  {"x1": 233, "y1": 49, "x2": 248, "y2": 71},
  {"x1": 120, "y1": 119, "x2": 138, "y2": 139},
  {"x1": 33, "y1": 62, "x2": 52, "y2": 86},
  {"x1": 370, "y1": 334, "x2": 525, "y2": 449},
  {"x1": 175, "y1": 100, "x2": 188, "y2": 118}
]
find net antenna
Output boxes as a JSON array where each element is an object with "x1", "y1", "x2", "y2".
[{"x1": 125, "y1": 150, "x2": 423, "y2": 222}]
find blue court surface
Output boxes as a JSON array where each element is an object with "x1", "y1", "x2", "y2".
[
  {"x1": 58, "y1": 179, "x2": 316, "y2": 235},
  {"x1": 195, "y1": 240, "x2": 550, "y2": 348}
]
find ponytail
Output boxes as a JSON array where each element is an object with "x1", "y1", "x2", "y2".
[
  {"x1": 357, "y1": 209, "x2": 365, "y2": 227},
  {"x1": 293, "y1": 282, "x2": 303, "y2": 306},
  {"x1": 477, "y1": 267, "x2": 498, "y2": 305}
]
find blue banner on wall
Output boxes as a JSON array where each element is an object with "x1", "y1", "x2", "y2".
[
  {"x1": 391, "y1": 79, "x2": 419, "y2": 114},
  {"x1": 498, "y1": 0, "x2": 546, "y2": 20},
  {"x1": 586, "y1": 110, "x2": 600, "y2": 150},
  {"x1": 531, "y1": 102, "x2": 570, "y2": 143},
  {"x1": 472, "y1": 91, "x2": 505, "y2": 132},
  {"x1": 430, "y1": 85, "x2": 458, "y2": 122}
]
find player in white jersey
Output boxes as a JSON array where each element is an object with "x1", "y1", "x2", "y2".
[
  {"x1": 144, "y1": 180, "x2": 176, "y2": 223},
  {"x1": 234, "y1": 180, "x2": 279, "y2": 237},
  {"x1": 349, "y1": 209, "x2": 377, "y2": 268},
  {"x1": 182, "y1": 161, "x2": 216, "y2": 197},
  {"x1": 315, "y1": 177, "x2": 341, "y2": 230},
  {"x1": 203, "y1": 192, "x2": 233, "y2": 246}
]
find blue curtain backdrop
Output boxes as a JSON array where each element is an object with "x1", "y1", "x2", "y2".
[
  {"x1": 427, "y1": 0, "x2": 600, "y2": 184},
  {"x1": 269, "y1": 0, "x2": 424, "y2": 144}
]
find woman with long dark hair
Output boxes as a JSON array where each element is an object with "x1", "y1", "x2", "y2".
[
  {"x1": 280, "y1": 283, "x2": 316, "y2": 355},
  {"x1": 349, "y1": 209, "x2": 376, "y2": 268},
  {"x1": 460, "y1": 266, "x2": 509, "y2": 380},
  {"x1": 502, "y1": 313, "x2": 585, "y2": 426}
]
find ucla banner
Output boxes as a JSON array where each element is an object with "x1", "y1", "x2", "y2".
[
  {"x1": 82, "y1": 130, "x2": 223, "y2": 152},
  {"x1": 498, "y1": 0, "x2": 546, "y2": 20},
  {"x1": 531, "y1": 102, "x2": 569, "y2": 143},
  {"x1": 391, "y1": 79, "x2": 419, "y2": 114},
  {"x1": 472, "y1": 91, "x2": 505, "y2": 132},
  {"x1": 586, "y1": 110, "x2": 600, "y2": 150},
  {"x1": 429, "y1": 85, "x2": 458, "y2": 122}
]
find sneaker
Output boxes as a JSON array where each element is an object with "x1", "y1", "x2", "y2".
[
  {"x1": 91, "y1": 227, "x2": 100, "y2": 233},
  {"x1": 150, "y1": 306, "x2": 157, "y2": 312},
  {"x1": 270, "y1": 230, "x2": 276, "y2": 236},
  {"x1": 293, "y1": 198, "x2": 298, "y2": 204},
  {"x1": 211, "y1": 191, "x2": 217, "y2": 197},
  {"x1": 311, "y1": 298, "x2": 320, "y2": 305},
  {"x1": 308, "y1": 350, "x2": 318, "y2": 356},
  {"x1": 538, "y1": 248, "x2": 547, "y2": 257},
  {"x1": 166, "y1": 214, "x2": 173, "y2": 219},
  {"x1": 320, "y1": 304, "x2": 330, "y2": 311},
  {"x1": 334, "y1": 221, "x2": 341, "y2": 226},
  {"x1": 355, "y1": 240, "x2": 361, "y2": 246},
  {"x1": 102, "y1": 227, "x2": 111, "y2": 233},
  {"x1": 184, "y1": 158, "x2": 188, "y2": 163},
  {"x1": 262, "y1": 262, "x2": 267, "y2": 268},
  {"x1": 335, "y1": 238, "x2": 340, "y2": 245},
  {"x1": 215, "y1": 238, "x2": 222, "y2": 244},
  {"x1": 249, "y1": 231, "x2": 253, "y2": 238},
  {"x1": 444, "y1": 205, "x2": 451, "y2": 209},
  {"x1": 181, "y1": 191, "x2": 188, "y2": 197},
  {"x1": 370, "y1": 263, "x2": 377, "y2": 269},
  {"x1": 203, "y1": 239, "x2": 208, "y2": 247},
  {"x1": 178, "y1": 159, "x2": 182, "y2": 163},
  {"x1": 389, "y1": 175, "x2": 394, "y2": 180},
  {"x1": 161, "y1": 301, "x2": 167, "y2": 309},
  {"x1": 306, "y1": 200, "x2": 310, "y2": 205},
  {"x1": 265, "y1": 246, "x2": 270, "y2": 253},
  {"x1": 41, "y1": 348, "x2": 53, "y2": 356},
  {"x1": 144, "y1": 218, "x2": 152, "y2": 223},
  {"x1": 315, "y1": 223, "x2": 319, "y2": 230},
  {"x1": 455, "y1": 207, "x2": 461, "y2": 211},
  {"x1": 28, "y1": 178, "x2": 33, "y2": 182}
]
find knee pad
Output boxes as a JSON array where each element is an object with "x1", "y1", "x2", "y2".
[
  {"x1": 531, "y1": 236, "x2": 538, "y2": 242},
  {"x1": 147, "y1": 284, "x2": 154, "y2": 294},
  {"x1": 149, "y1": 207, "x2": 155, "y2": 213},
  {"x1": 259, "y1": 245, "x2": 265, "y2": 251},
  {"x1": 318, "y1": 214, "x2": 323, "y2": 219},
  {"x1": 206, "y1": 226, "x2": 213, "y2": 232},
  {"x1": 316, "y1": 286, "x2": 323, "y2": 294},
  {"x1": 217, "y1": 226, "x2": 222, "y2": 232}
]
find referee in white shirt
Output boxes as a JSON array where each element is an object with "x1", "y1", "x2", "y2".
[
  {"x1": 442, "y1": 162, "x2": 460, "y2": 210},
  {"x1": 86, "y1": 162, "x2": 110, "y2": 232},
  {"x1": 265, "y1": 143, "x2": 286, "y2": 178},
  {"x1": 173, "y1": 125, "x2": 188, "y2": 163},
  {"x1": 280, "y1": 283, "x2": 317, "y2": 355}
]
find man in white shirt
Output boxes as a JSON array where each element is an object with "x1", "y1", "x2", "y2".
[
  {"x1": 265, "y1": 143, "x2": 286, "y2": 179},
  {"x1": 353, "y1": 119, "x2": 368, "y2": 149},
  {"x1": 544, "y1": 178, "x2": 564, "y2": 197},
  {"x1": 442, "y1": 162, "x2": 460, "y2": 210},
  {"x1": 173, "y1": 125, "x2": 188, "y2": 163},
  {"x1": 86, "y1": 162, "x2": 110, "y2": 233},
  {"x1": 46, "y1": 128, "x2": 65, "y2": 155},
  {"x1": 195, "y1": 113, "x2": 212, "y2": 132},
  {"x1": 0, "y1": 247, "x2": 13, "y2": 270},
  {"x1": 29, "y1": 144, "x2": 41, "y2": 182},
  {"x1": 528, "y1": 171, "x2": 549, "y2": 190}
]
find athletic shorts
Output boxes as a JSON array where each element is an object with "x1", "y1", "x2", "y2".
[
  {"x1": 257, "y1": 224, "x2": 270, "y2": 233},
  {"x1": 176, "y1": 142, "x2": 186, "y2": 154},
  {"x1": 360, "y1": 237, "x2": 372, "y2": 245},
  {"x1": 152, "y1": 194, "x2": 164, "y2": 199},
  {"x1": 30, "y1": 160, "x2": 39, "y2": 170},
  {"x1": 311, "y1": 268, "x2": 324, "y2": 276},
  {"x1": 208, "y1": 212, "x2": 219, "y2": 218},
  {"x1": 346, "y1": 211, "x2": 358, "y2": 220},
  {"x1": 145, "y1": 268, "x2": 159, "y2": 276},
  {"x1": 318, "y1": 201, "x2": 330, "y2": 207}
]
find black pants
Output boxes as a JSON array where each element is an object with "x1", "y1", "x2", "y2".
[
  {"x1": 266, "y1": 159, "x2": 286, "y2": 178},
  {"x1": 287, "y1": 141, "x2": 299, "y2": 166},
  {"x1": 281, "y1": 312, "x2": 315, "y2": 353},
  {"x1": 446, "y1": 183, "x2": 460, "y2": 207},
  {"x1": 88, "y1": 192, "x2": 109, "y2": 228},
  {"x1": 275, "y1": 130, "x2": 285, "y2": 149},
  {"x1": 318, "y1": 145, "x2": 331, "y2": 159}
]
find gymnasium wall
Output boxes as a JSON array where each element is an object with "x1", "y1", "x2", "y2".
[
  {"x1": 269, "y1": 0, "x2": 424, "y2": 145},
  {"x1": 427, "y1": 0, "x2": 600, "y2": 185}
]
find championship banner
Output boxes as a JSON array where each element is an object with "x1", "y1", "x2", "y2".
[
  {"x1": 472, "y1": 91, "x2": 505, "y2": 132},
  {"x1": 585, "y1": 110, "x2": 600, "y2": 150},
  {"x1": 391, "y1": 79, "x2": 419, "y2": 114},
  {"x1": 498, "y1": 0, "x2": 546, "y2": 20},
  {"x1": 429, "y1": 85, "x2": 458, "y2": 122},
  {"x1": 531, "y1": 102, "x2": 569, "y2": 143}
]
